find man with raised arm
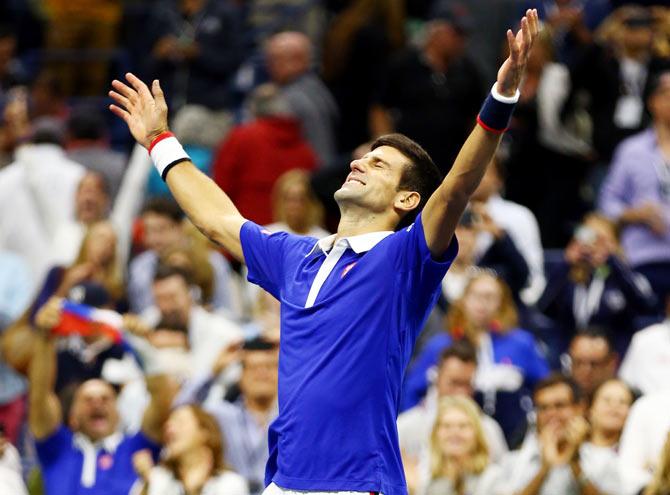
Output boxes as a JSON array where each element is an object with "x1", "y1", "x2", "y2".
[
  {"x1": 109, "y1": 10, "x2": 539, "y2": 495},
  {"x1": 29, "y1": 297, "x2": 175, "y2": 495}
]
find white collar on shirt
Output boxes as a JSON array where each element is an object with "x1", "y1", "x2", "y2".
[
  {"x1": 72, "y1": 430, "x2": 124, "y2": 487},
  {"x1": 307, "y1": 231, "x2": 394, "y2": 256}
]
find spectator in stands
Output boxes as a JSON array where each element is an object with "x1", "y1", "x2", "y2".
[
  {"x1": 0, "y1": 25, "x2": 29, "y2": 167},
  {"x1": 587, "y1": 378, "x2": 633, "y2": 451},
  {"x1": 265, "y1": 31, "x2": 338, "y2": 167},
  {"x1": 179, "y1": 337, "x2": 278, "y2": 494},
  {"x1": 29, "y1": 297, "x2": 174, "y2": 495},
  {"x1": 442, "y1": 205, "x2": 529, "y2": 304},
  {"x1": 0, "y1": 425, "x2": 27, "y2": 495},
  {"x1": 0, "y1": 25, "x2": 26, "y2": 94},
  {"x1": 370, "y1": 1, "x2": 485, "y2": 174},
  {"x1": 619, "y1": 390, "x2": 670, "y2": 495},
  {"x1": 0, "y1": 123, "x2": 85, "y2": 288},
  {"x1": 619, "y1": 295, "x2": 670, "y2": 395},
  {"x1": 599, "y1": 70, "x2": 670, "y2": 310},
  {"x1": 565, "y1": 328, "x2": 618, "y2": 398},
  {"x1": 144, "y1": 0, "x2": 243, "y2": 110},
  {"x1": 398, "y1": 340, "x2": 508, "y2": 486},
  {"x1": 539, "y1": 212, "x2": 656, "y2": 353},
  {"x1": 65, "y1": 108, "x2": 127, "y2": 198},
  {"x1": 131, "y1": 405, "x2": 248, "y2": 495},
  {"x1": 128, "y1": 265, "x2": 242, "y2": 378},
  {"x1": 470, "y1": 158, "x2": 545, "y2": 305},
  {"x1": 0, "y1": 251, "x2": 31, "y2": 444},
  {"x1": 266, "y1": 169, "x2": 329, "y2": 238},
  {"x1": 128, "y1": 198, "x2": 234, "y2": 314},
  {"x1": 500, "y1": 373, "x2": 621, "y2": 494},
  {"x1": 404, "y1": 273, "x2": 548, "y2": 442},
  {"x1": 420, "y1": 396, "x2": 504, "y2": 495},
  {"x1": 321, "y1": 0, "x2": 406, "y2": 152},
  {"x1": 212, "y1": 84, "x2": 318, "y2": 226},
  {"x1": 567, "y1": 6, "x2": 669, "y2": 164}
]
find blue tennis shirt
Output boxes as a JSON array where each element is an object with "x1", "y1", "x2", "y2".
[{"x1": 240, "y1": 213, "x2": 458, "y2": 495}]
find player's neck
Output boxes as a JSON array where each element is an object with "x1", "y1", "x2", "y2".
[{"x1": 336, "y1": 209, "x2": 396, "y2": 239}]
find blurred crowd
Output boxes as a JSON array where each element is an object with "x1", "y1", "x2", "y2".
[{"x1": 1, "y1": 0, "x2": 670, "y2": 494}]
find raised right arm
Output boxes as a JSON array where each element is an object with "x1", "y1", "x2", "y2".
[
  {"x1": 29, "y1": 297, "x2": 63, "y2": 440},
  {"x1": 109, "y1": 74, "x2": 246, "y2": 261}
]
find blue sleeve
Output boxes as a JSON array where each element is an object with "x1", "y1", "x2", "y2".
[
  {"x1": 401, "y1": 333, "x2": 453, "y2": 411},
  {"x1": 240, "y1": 221, "x2": 313, "y2": 299},
  {"x1": 395, "y1": 214, "x2": 458, "y2": 321},
  {"x1": 35, "y1": 425, "x2": 72, "y2": 468},
  {"x1": 29, "y1": 267, "x2": 65, "y2": 323},
  {"x1": 519, "y1": 330, "x2": 549, "y2": 386}
]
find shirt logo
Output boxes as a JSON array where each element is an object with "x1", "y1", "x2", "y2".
[
  {"x1": 260, "y1": 229, "x2": 272, "y2": 236},
  {"x1": 98, "y1": 453, "x2": 114, "y2": 470},
  {"x1": 341, "y1": 262, "x2": 357, "y2": 278}
]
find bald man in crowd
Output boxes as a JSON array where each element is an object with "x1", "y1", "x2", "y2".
[{"x1": 264, "y1": 31, "x2": 338, "y2": 167}]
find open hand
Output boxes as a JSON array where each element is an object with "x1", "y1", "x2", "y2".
[
  {"x1": 497, "y1": 9, "x2": 540, "y2": 97},
  {"x1": 109, "y1": 73, "x2": 169, "y2": 149}
]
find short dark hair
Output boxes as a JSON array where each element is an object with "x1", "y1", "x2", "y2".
[
  {"x1": 439, "y1": 339, "x2": 478, "y2": 367},
  {"x1": 153, "y1": 263, "x2": 192, "y2": 286},
  {"x1": 371, "y1": 134, "x2": 443, "y2": 230},
  {"x1": 533, "y1": 372, "x2": 583, "y2": 404},
  {"x1": 572, "y1": 326, "x2": 614, "y2": 353},
  {"x1": 142, "y1": 197, "x2": 184, "y2": 223}
]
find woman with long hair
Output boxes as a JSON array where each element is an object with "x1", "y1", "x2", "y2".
[
  {"x1": 132, "y1": 405, "x2": 248, "y2": 495},
  {"x1": 404, "y1": 272, "x2": 549, "y2": 442},
  {"x1": 421, "y1": 396, "x2": 503, "y2": 495},
  {"x1": 587, "y1": 378, "x2": 634, "y2": 450}
]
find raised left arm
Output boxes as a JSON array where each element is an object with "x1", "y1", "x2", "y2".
[
  {"x1": 141, "y1": 374, "x2": 179, "y2": 443},
  {"x1": 422, "y1": 9, "x2": 539, "y2": 257}
]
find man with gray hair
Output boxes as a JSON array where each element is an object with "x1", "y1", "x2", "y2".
[
  {"x1": 264, "y1": 31, "x2": 338, "y2": 167},
  {"x1": 212, "y1": 83, "x2": 318, "y2": 225}
]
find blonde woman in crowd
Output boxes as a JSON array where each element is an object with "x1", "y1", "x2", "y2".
[
  {"x1": 404, "y1": 273, "x2": 549, "y2": 440},
  {"x1": 266, "y1": 169, "x2": 329, "y2": 238},
  {"x1": 132, "y1": 405, "x2": 248, "y2": 495},
  {"x1": 422, "y1": 396, "x2": 503, "y2": 495}
]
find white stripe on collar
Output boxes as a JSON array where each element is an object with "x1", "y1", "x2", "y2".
[
  {"x1": 73, "y1": 431, "x2": 124, "y2": 487},
  {"x1": 307, "y1": 230, "x2": 394, "y2": 257}
]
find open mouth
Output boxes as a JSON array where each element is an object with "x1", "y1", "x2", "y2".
[{"x1": 345, "y1": 175, "x2": 365, "y2": 185}]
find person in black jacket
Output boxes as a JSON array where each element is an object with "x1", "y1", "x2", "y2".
[{"x1": 538, "y1": 212, "x2": 657, "y2": 355}]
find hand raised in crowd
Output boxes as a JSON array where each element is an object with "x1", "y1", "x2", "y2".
[
  {"x1": 57, "y1": 262, "x2": 96, "y2": 296},
  {"x1": 122, "y1": 314, "x2": 153, "y2": 338},
  {"x1": 109, "y1": 73, "x2": 169, "y2": 149},
  {"x1": 470, "y1": 202, "x2": 504, "y2": 239},
  {"x1": 496, "y1": 9, "x2": 540, "y2": 97},
  {"x1": 541, "y1": 416, "x2": 590, "y2": 467},
  {"x1": 132, "y1": 449, "x2": 155, "y2": 482},
  {"x1": 212, "y1": 338, "x2": 244, "y2": 376},
  {"x1": 34, "y1": 297, "x2": 63, "y2": 333}
]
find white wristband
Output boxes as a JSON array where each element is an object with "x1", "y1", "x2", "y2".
[
  {"x1": 491, "y1": 83, "x2": 521, "y2": 104},
  {"x1": 148, "y1": 132, "x2": 190, "y2": 180}
]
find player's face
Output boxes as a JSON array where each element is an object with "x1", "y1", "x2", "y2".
[
  {"x1": 334, "y1": 146, "x2": 410, "y2": 215},
  {"x1": 70, "y1": 380, "x2": 119, "y2": 441},
  {"x1": 436, "y1": 407, "x2": 477, "y2": 459}
]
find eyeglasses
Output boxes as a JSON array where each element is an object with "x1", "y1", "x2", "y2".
[{"x1": 570, "y1": 355, "x2": 611, "y2": 369}]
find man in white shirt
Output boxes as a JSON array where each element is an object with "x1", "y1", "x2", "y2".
[
  {"x1": 618, "y1": 391, "x2": 670, "y2": 495},
  {"x1": 471, "y1": 157, "x2": 545, "y2": 304},
  {"x1": 0, "y1": 430, "x2": 27, "y2": 495},
  {"x1": 0, "y1": 131, "x2": 84, "y2": 290},
  {"x1": 397, "y1": 340, "x2": 508, "y2": 464},
  {"x1": 619, "y1": 296, "x2": 670, "y2": 394}
]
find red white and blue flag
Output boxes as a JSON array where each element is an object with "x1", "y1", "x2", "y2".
[{"x1": 52, "y1": 301, "x2": 124, "y2": 343}]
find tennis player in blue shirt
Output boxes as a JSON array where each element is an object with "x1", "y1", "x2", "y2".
[{"x1": 110, "y1": 10, "x2": 539, "y2": 495}]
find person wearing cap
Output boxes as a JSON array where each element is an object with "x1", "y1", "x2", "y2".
[
  {"x1": 28, "y1": 297, "x2": 176, "y2": 495},
  {"x1": 176, "y1": 337, "x2": 279, "y2": 495},
  {"x1": 109, "y1": 8, "x2": 539, "y2": 495},
  {"x1": 599, "y1": 70, "x2": 670, "y2": 311},
  {"x1": 370, "y1": 0, "x2": 486, "y2": 174}
]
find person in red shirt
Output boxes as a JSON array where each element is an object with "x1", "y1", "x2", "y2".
[{"x1": 212, "y1": 84, "x2": 318, "y2": 225}]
